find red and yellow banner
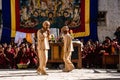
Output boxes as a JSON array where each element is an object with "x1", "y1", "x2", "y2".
[
  {"x1": 73, "y1": 0, "x2": 90, "y2": 37},
  {"x1": 1, "y1": 0, "x2": 98, "y2": 43}
]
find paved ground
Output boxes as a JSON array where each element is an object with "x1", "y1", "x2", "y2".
[{"x1": 0, "y1": 68, "x2": 120, "y2": 80}]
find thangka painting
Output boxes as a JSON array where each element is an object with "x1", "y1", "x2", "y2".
[
  {"x1": 15, "y1": 0, "x2": 90, "y2": 37},
  {"x1": 19, "y1": 0, "x2": 80, "y2": 29}
]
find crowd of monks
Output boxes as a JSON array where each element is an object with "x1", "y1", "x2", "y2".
[{"x1": 0, "y1": 36, "x2": 120, "y2": 69}]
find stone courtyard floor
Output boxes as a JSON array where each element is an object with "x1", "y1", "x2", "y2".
[{"x1": 0, "y1": 68, "x2": 120, "y2": 80}]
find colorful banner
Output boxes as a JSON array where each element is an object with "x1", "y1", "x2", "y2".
[
  {"x1": 15, "y1": 0, "x2": 81, "y2": 33},
  {"x1": 1, "y1": 0, "x2": 98, "y2": 43}
]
